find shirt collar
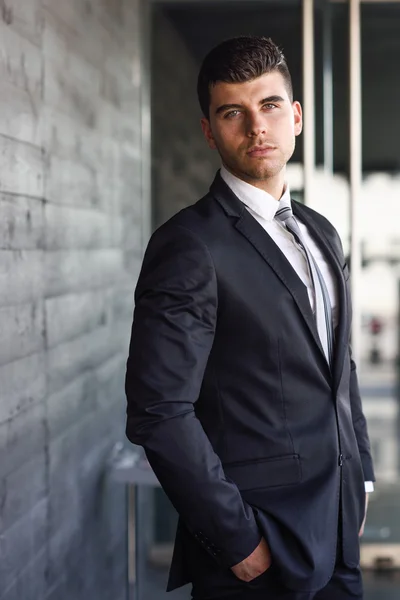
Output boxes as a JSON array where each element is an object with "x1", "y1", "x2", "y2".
[{"x1": 220, "y1": 164, "x2": 291, "y2": 221}]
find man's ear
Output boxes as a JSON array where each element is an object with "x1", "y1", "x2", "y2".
[
  {"x1": 201, "y1": 118, "x2": 217, "y2": 150},
  {"x1": 293, "y1": 101, "x2": 303, "y2": 137}
]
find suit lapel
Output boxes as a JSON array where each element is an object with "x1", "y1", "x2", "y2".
[
  {"x1": 211, "y1": 173, "x2": 329, "y2": 372},
  {"x1": 293, "y1": 202, "x2": 349, "y2": 392},
  {"x1": 211, "y1": 171, "x2": 349, "y2": 388},
  {"x1": 234, "y1": 210, "x2": 329, "y2": 367}
]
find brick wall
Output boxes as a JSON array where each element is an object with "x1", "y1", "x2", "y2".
[
  {"x1": 152, "y1": 8, "x2": 219, "y2": 228},
  {"x1": 0, "y1": 1, "x2": 143, "y2": 599}
]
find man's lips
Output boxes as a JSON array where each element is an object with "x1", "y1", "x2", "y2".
[{"x1": 246, "y1": 145, "x2": 276, "y2": 157}]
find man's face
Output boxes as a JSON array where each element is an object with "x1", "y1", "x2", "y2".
[{"x1": 201, "y1": 71, "x2": 302, "y2": 186}]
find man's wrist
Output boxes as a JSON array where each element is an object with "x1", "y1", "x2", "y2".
[{"x1": 364, "y1": 481, "x2": 374, "y2": 493}]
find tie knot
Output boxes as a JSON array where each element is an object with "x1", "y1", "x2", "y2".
[{"x1": 275, "y1": 205, "x2": 293, "y2": 223}]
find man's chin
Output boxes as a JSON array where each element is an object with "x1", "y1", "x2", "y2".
[
  {"x1": 243, "y1": 166, "x2": 282, "y2": 182},
  {"x1": 222, "y1": 158, "x2": 283, "y2": 182},
  {"x1": 239, "y1": 157, "x2": 284, "y2": 181}
]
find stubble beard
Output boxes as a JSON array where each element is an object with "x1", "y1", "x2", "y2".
[
  {"x1": 244, "y1": 158, "x2": 285, "y2": 182},
  {"x1": 224, "y1": 153, "x2": 287, "y2": 184},
  {"x1": 216, "y1": 137, "x2": 295, "y2": 184}
]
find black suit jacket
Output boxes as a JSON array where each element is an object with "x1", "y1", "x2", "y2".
[{"x1": 125, "y1": 172, "x2": 375, "y2": 593}]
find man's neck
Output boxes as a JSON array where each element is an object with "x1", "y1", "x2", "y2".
[{"x1": 222, "y1": 164, "x2": 286, "y2": 201}]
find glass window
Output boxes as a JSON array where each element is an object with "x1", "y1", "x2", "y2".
[{"x1": 359, "y1": 3, "x2": 400, "y2": 594}]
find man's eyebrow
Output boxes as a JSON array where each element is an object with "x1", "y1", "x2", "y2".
[
  {"x1": 215, "y1": 95, "x2": 286, "y2": 115},
  {"x1": 259, "y1": 95, "x2": 285, "y2": 104}
]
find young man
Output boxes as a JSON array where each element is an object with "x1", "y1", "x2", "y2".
[{"x1": 125, "y1": 37, "x2": 375, "y2": 599}]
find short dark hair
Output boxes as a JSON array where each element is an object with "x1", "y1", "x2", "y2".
[{"x1": 197, "y1": 36, "x2": 293, "y2": 120}]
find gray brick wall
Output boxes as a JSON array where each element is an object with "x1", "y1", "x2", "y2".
[
  {"x1": 0, "y1": 1, "x2": 143, "y2": 598},
  {"x1": 152, "y1": 8, "x2": 219, "y2": 228}
]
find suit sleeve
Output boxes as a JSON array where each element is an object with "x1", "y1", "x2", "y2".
[
  {"x1": 349, "y1": 349, "x2": 375, "y2": 482},
  {"x1": 125, "y1": 223, "x2": 261, "y2": 568}
]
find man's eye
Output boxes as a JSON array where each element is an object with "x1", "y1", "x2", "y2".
[
  {"x1": 263, "y1": 104, "x2": 278, "y2": 110},
  {"x1": 224, "y1": 110, "x2": 241, "y2": 119}
]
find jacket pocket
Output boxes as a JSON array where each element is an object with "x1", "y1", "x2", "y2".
[{"x1": 223, "y1": 454, "x2": 301, "y2": 491}]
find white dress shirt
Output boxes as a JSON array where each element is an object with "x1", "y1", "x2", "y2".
[{"x1": 220, "y1": 165, "x2": 373, "y2": 493}]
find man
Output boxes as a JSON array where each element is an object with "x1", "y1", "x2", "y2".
[{"x1": 125, "y1": 37, "x2": 375, "y2": 599}]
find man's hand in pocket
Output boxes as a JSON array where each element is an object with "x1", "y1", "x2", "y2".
[{"x1": 231, "y1": 537, "x2": 272, "y2": 582}]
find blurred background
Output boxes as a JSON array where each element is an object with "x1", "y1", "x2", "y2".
[{"x1": 0, "y1": 0, "x2": 400, "y2": 599}]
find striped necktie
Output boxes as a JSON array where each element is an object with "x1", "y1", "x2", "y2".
[{"x1": 275, "y1": 204, "x2": 334, "y2": 367}]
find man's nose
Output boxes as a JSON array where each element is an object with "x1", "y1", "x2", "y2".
[{"x1": 246, "y1": 112, "x2": 267, "y2": 137}]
